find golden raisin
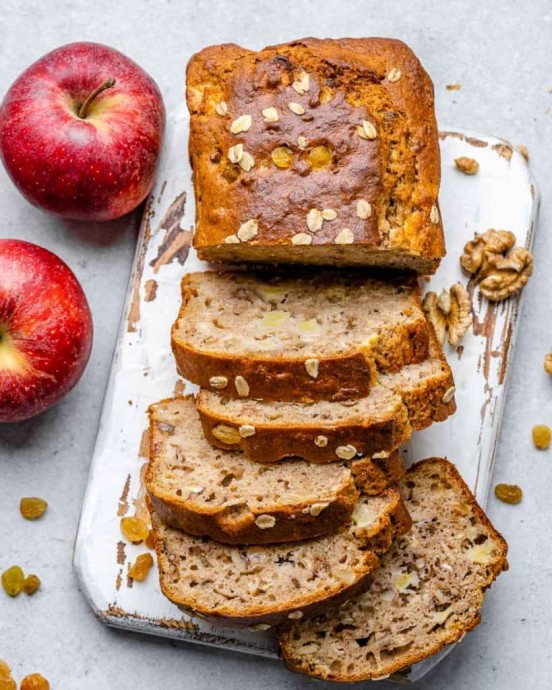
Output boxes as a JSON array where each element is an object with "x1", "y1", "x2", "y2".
[
  {"x1": 128, "y1": 553, "x2": 154, "y2": 582},
  {"x1": 1, "y1": 566, "x2": 25, "y2": 597},
  {"x1": 271, "y1": 146, "x2": 293, "y2": 169},
  {"x1": 0, "y1": 675, "x2": 16, "y2": 690},
  {"x1": 544, "y1": 353, "x2": 552, "y2": 375},
  {"x1": 20, "y1": 674, "x2": 50, "y2": 690},
  {"x1": 494, "y1": 483, "x2": 523, "y2": 504},
  {"x1": 307, "y1": 145, "x2": 332, "y2": 169},
  {"x1": 23, "y1": 574, "x2": 41, "y2": 596},
  {"x1": 532, "y1": 424, "x2": 551, "y2": 450},
  {"x1": 144, "y1": 531, "x2": 156, "y2": 550},
  {"x1": 120, "y1": 516, "x2": 149, "y2": 543},
  {"x1": 0, "y1": 661, "x2": 15, "y2": 690},
  {"x1": 20, "y1": 497, "x2": 48, "y2": 520}
]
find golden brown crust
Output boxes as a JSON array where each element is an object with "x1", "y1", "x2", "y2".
[
  {"x1": 149, "y1": 489, "x2": 412, "y2": 628},
  {"x1": 146, "y1": 396, "x2": 406, "y2": 544},
  {"x1": 149, "y1": 471, "x2": 410, "y2": 550},
  {"x1": 350, "y1": 450, "x2": 406, "y2": 495},
  {"x1": 172, "y1": 272, "x2": 430, "y2": 403},
  {"x1": 187, "y1": 38, "x2": 444, "y2": 273},
  {"x1": 196, "y1": 392, "x2": 411, "y2": 463},
  {"x1": 385, "y1": 343, "x2": 457, "y2": 429},
  {"x1": 173, "y1": 340, "x2": 377, "y2": 402},
  {"x1": 277, "y1": 458, "x2": 508, "y2": 682},
  {"x1": 147, "y1": 490, "x2": 355, "y2": 546},
  {"x1": 194, "y1": 334, "x2": 455, "y2": 464}
]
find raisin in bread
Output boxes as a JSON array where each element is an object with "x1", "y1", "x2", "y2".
[
  {"x1": 149, "y1": 486, "x2": 412, "y2": 628},
  {"x1": 197, "y1": 344, "x2": 455, "y2": 463},
  {"x1": 278, "y1": 459, "x2": 508, "y2": 682},
  {"x1": 146, "y1": 397, "x2": 406, "y2": 545},
  {"x1": 187, "y1": 38, "x2": 444, "y2": 273},
  {"x1": 172, "y1": 271, "x2": 430, "y2": 402}
]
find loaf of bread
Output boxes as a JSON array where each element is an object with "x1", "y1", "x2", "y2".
[
  {"x1": 149, "y1": 486, "x2": 411, "y2": 628},
  {"x1": 196, "y1": 342, "x2": 455, "y2": 463},
  {"x1": 172, "y1": 271, "x2": 430, "y2": 402},
  {"x1": 187, "y1": 38, "x2": 444, "y2": 273},
  {"x1": 146, "y1": 397, "x2": 406, "y2": 544},
  {"x1": 278, "y1": 459, "x2": 508, "y2": 682}
]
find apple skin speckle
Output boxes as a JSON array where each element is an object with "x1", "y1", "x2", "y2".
[{"x1": 0, "y1": 42, "x2": 165, "y2": 221}]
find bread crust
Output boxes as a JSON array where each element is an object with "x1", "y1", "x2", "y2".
[
  {"x1": 277, "y1": 458, "x2": 508, "y2": 682},
  {"x1": 172, "y1": 272, "x2": 430, "y2": 402},
  {"x1": 197, "y1": 390, "x2": 411, "y2": 463},
  {"x1": 195, "y1": 341, "x2": 455, "y2": 464},
  {"x1": 149, "y1": 488, "x2": 412, "y2": 628},
  {"x1": 146, "y1": 396, "x2": 406, "y2": 544},
  {"x1": 187, "y1": 38, "x2": 444, "y2": 273}
]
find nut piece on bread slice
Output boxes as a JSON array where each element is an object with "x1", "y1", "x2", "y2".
[
  {"x1": 149, "y1": 487, "x2": 412, "y2": 628},
  {"x1": 187, "y1": 39, "x2": 444, "y2": 274},
  {"x1": 172, "y1": 271, "x2": 430, "y2": 402},
  {"x1": 197, "y1": 340, "x2": 455, "y2": 463},
  {"x1": 278, "y1": 458, "x2": 508, "y2": 682},
  {"x1": 146, "y1": 397, "x2": 406, "y2": 545}
]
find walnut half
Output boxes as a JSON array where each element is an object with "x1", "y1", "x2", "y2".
[
  {"x1": 422, "y1": 283, "x2": 472, "y2": 346},
  {"x1": 460, "y1": 229, "x2": 533, "y2": 302}
]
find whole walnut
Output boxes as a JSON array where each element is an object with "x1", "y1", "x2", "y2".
[{"x1": 460, "y1": 229, "x2": 532, "y2": 301}]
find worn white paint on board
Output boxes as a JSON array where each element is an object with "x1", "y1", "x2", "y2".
[{"x1": 73, "y1": 106, "x2": 538, "y2": 682}]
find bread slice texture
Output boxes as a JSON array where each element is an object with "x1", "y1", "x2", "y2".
[
  {"x1": 149, "y1": 486, "x2": 412, "y2": 628},
  {"x1": 278, "y1": 458, "x2": 508, "y2": 682},
  {"x1": 197, "y1": 343, "x2": 455, "y2": 463},
  {"x1": 147, "y1": 396, "x2": 406, "y2": 545},
  {"x1": 172, "y1": 271, "x2": 430, "y2": 402},
  {"x1": 187, "y1": 38, "x2": 444, "y2": 274}
]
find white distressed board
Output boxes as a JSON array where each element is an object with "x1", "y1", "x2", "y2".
[{"x1": 73, "y1": 105, "x2": 538, "y2": 682}]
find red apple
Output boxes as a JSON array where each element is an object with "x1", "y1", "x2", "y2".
[
  {"x1": 0, "y1": 239, "x2": 93, "y2": 422},
  {"x1": 0, "y1": 42, "x2": 165, "y2": 221}
]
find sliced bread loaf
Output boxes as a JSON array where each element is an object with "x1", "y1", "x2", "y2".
[
  {"x1": 278, "y1": 458, "x2": 508, "y2": 682},
  {"x1": 146, "y1": 397, "x2": 406, "y2": 545},
  {"x1": 172, "y1": 271, "x2": 430, "y2": 402},
  {"x1": 196, "y1": 344, "x2": 455, "y2": 463},
  {"x1": 149, "y1": 486, "x2": 412, "y2": 628}
]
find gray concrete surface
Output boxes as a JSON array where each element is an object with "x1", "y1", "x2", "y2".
[{"x1": 1, "y1": 0, "x2": 551, "y2": 687}]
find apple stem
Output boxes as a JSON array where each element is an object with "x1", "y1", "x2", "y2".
[{"x1": 78, "y1": 78, "x2": 116, "y2": 119}]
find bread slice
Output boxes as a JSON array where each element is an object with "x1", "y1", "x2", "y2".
[
  {"x1": 149, "y1": 486, "x2": 412, "y2": 628},
  {"x1": 187, "y1": 39, "x2": 444, "y2": 274},
  {"x1": 146, "y1": 396, "x2": 406, "y2": 545},
  {"x1": 172, "y1": 271, "x2": 430, "y2": 402},
  {"x1": 278, "y1": 459, "x2": 508, "y2": 682},
  {"x1": 197, "y1": 345, "x2": 455, "y2": 463}
]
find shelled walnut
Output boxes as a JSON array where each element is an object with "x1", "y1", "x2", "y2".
[
  {"x1": 422, "y1": 283, "x2": 471, "y2": 346},
  {"x1": 460, "y1": 229, "x2": 533, "y2": 301},
  {"x1": 454, "y1": 157, "x2": 479, "y2": 175}
]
